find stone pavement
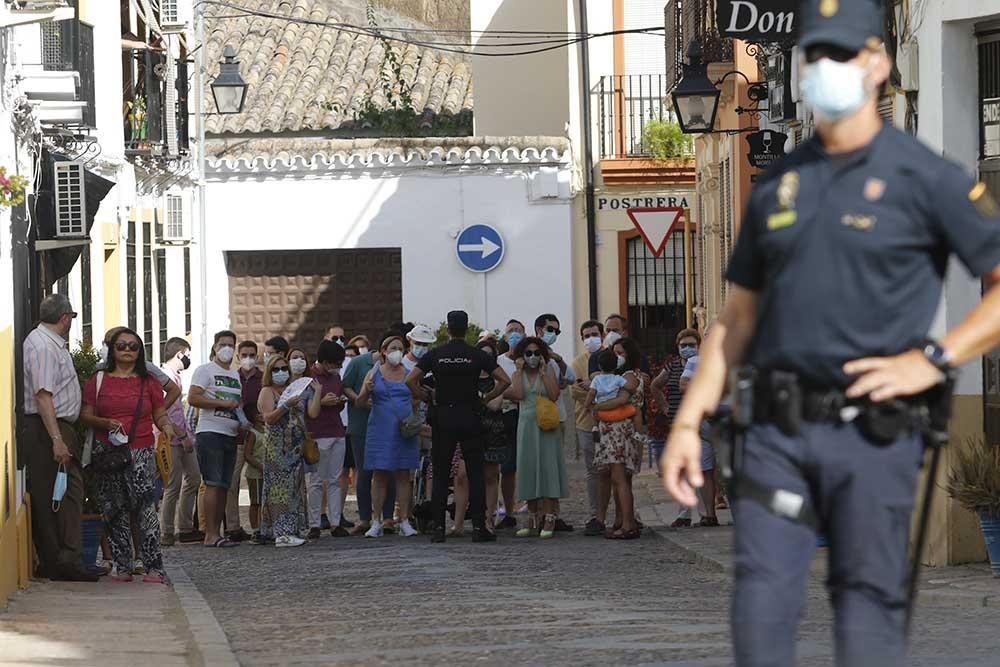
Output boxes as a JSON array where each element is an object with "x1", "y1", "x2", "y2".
[{"x1": 632, "y1": 469, "x2": 1000, "y2": 610}]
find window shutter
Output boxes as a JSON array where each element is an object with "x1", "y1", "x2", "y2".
[
  {"x1": 163, "y1": 193, "x2": 188, "y2": 242},
  {"x1": 160, "y1": 0, "x2": 179, "y2": 25},
  {"x1": 54, "y1": 161, "x2": 86, "y2": 238}
]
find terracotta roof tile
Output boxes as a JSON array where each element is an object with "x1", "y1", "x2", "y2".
[{"x1": 204, "y1": 0, "x2": 473, "y2": 135}]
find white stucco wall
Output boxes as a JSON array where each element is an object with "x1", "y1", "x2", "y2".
[
  {"x1": 202, "y1": 168, "x2": 577, "y2": 359},
  {"x1": 917, "y1": 0, "x2": 1000, "y2": 395}
]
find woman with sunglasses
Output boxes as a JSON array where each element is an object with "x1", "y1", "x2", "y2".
[
  {"x1": 80, "y1": 328, "x2": 176, "y2": 582},
  {"x1": 257, "y1": 355, "x2": 323, "y2": 547},
  {"x1": 505, "y1": 337, "x2": 567, "y2": 538}
]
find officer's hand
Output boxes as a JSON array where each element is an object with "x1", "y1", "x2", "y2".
[
  {"x1": 843, "y1": 350, "x2": 945, "y2": 403},
  {"x1": 661, "y1": 425, "x2": 703, "y2": 508}
]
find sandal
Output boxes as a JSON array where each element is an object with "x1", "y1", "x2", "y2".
[
  {"x1": 539, "y1": 514, "x2": 556, "y2": 539},
  {"x1": 205, "y1": 537, "x2": 240, "y2": 548},
  {"x1": 349, "y1": 523, "x2": 371, "y2": 536},
  {"x1": 605, "y1": 527, "x2": 637, "y2": 540},
  {"x1": 447, "y1": 527, "x2": 465, "y2": 538}
]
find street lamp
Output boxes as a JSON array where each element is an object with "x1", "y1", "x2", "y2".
[
  {"x1": 671, "y1": 42, "x2": 721, "y2": 134},
  {"x1": 671, "y1": 42, "x2": 770, "y2": 134},
  {"x1": 210, "y1": 46, "x2": 248, "y2": 114}
]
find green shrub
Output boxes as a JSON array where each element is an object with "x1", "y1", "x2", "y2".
[
  {"x1": 947, "y1": 436, "x2": 1000, "y2": 516},
  {"x1": 432, "y1": 321, "x2": 496, "y2": 347},
  {"x1": 641, "y1": 119, "x2": 693, "y2": 159}
]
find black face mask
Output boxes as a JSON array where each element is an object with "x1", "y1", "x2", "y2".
[{"x1": 181, "y1": 354, "x2": 191, "y2": 370}]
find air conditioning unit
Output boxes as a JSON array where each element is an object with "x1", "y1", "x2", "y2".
[
  {"x1": 53, "y1": 160, "x2": 87, "y2": 238},
  {"x1": 162, "y1": 192, "x2": 191, "y2": 243}
]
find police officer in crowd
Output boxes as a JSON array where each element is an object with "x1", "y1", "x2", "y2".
[
  {"x1": 407, "y1": 311, "x2": 511, "y2": 543},
  {"x1": 662, "y1": 2, "x2": 1000, "y2": 666}
]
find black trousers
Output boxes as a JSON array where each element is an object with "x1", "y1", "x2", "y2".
[
  {"x1": 431, "y1": 404, "x2": 486, "y2": 529},
  {"x1": 23, "y1": 415, "x2": 84, "y2": 576}
]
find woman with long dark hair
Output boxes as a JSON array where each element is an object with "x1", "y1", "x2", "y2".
[
  {"x1": 80, "y1": 327, "x2": 175, "y2": 582},
  {"x1": 592, "y1": 336, "x2": 645, "y2": 539}
]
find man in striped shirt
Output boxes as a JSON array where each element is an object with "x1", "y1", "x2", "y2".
[{"x1": 22, "y1": 294, "x2": 97, "y2": 582}]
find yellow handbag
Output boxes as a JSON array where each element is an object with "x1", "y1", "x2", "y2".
[
  {"x1": 302, "y1": 432, "x2": 320, "y2": 465},
  {"x1": 155, "y1": 432, "x2": 173, "y2": 481},
  {"x1": 535, "y1": 397, "x2": 560, "y2": 432}
]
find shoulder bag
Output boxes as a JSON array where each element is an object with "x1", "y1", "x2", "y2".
[{"x1": 91, "y1": 375, "x2": 147, "y2": 473}]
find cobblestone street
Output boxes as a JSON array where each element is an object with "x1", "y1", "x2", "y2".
[{"x1": 163, "y1": 453, "x2": 1000, "y2": 667}]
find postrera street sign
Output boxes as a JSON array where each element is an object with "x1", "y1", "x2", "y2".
[
  {"x1": 626, "y1": 207, "x2": 686, "y2": 257},
  {"x1": 716, "y1": 1, "x2": 798, "y2": 42},
  {"x1": 455, "y1": 224, "x2": 505, "y2": 273}
]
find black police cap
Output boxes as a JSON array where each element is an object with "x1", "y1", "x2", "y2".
[
  {"x1": 447, "y1": 310, "x2": 469, "y2": 331},
  {"x1": 799, "y1": 0, "x2": 885, "y2": 54}
]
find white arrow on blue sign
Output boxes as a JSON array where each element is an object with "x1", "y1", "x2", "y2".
[{"x1": 455, "y1": 224, "x2": 505, "y2": 273}]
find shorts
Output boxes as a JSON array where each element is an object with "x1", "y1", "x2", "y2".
[
  {"x1": 246, "y1": 477, "x2": 263, "y2": 505},
  {"x1": 500, "y1": 409, "x2": 519, "y2": 475},
  {"x1": 196, "y1": 431, "x2": 237, "y2": 489},
  {"x1": 699, "y1": 421, "x2": 716, "y2": 472}
]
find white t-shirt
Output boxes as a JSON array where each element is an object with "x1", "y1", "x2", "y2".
[{"x1": 190, "y1": 362, "x2": 243, "y2": 437}]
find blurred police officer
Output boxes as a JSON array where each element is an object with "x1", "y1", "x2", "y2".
[
  {"x1": 407, "y1": 311, "x2": 511, "y2": 543},
  {"x1": 662, "y1": 1, "x2": 1000, "y2": 665}
]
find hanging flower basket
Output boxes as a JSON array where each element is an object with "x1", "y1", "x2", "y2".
[{"x1": 0, "y1": 166, "x2": 28, "y2": 209}]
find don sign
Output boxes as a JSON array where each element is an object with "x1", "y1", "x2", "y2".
[{"x1": 716, "y1": 0, "x2": 798, "y2": 42}]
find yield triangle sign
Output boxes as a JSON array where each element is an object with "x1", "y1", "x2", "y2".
[{"x1": 626, "y1": 207, "x2": 685, "y2": 257}]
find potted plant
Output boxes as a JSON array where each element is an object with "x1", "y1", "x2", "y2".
[
  {"x1": 0, "y1": 165, "x2": 28, "y2": 208},
  {"x1": 641, "y1": 119, "x2": 694, "y2": 159},
  {"x1": 70, "y1": 341, "x2": 104, "y2": 567},
  {"x1": 946, "y1": 436, "x2": 1000, "y2": 576}
]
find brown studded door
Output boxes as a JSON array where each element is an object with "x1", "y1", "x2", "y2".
[{"x1": 225, "y1": 249, "x2": 402, "y2": 356}]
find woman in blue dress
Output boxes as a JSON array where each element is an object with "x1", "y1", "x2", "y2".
[{"x1": 357, "y1": 332, "x2": 420, "y2": 538}]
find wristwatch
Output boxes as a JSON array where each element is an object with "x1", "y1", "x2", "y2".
[{"x1": 921, "y1": 338, "x2": 954, "y2": 374}]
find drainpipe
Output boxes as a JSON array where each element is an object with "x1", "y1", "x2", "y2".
[
  {"x1": 194, "y1": 3, "x2": 208, "y2": 360},
  {"x1": 577, "y1": 0, "x2": 599, "y2": 320}
]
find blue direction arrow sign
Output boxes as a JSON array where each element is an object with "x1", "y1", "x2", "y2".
[{"x1": 455, "y1": 224, "x2": 505, "y2": 273}]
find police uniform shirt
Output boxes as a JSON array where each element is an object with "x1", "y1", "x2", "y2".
[
  {"x1": 417, "y1": 339, "x2": 498, "y2": 405},
  {"x1": 727, "y1": 124, "x2": 1000, "y2": 388}
]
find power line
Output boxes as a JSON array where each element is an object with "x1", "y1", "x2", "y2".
[{"x1": 198, "y1": 1, "x2": 666, "y2": 57}]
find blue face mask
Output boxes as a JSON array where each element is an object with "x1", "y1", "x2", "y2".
[
  {"x1": 542, "y1": 331, "x2": 558, "y2": 346},
  {"x1": 272, "y1": 370, "x2": 290, "y2": 385},
  {"x1": 800, "y1": 57, "x2": 870, "y2": 123},
  {"x1": 507, "y1": 332, "x2": 524, "y2": 349},
  {"x1": 679, "y1": 346, "x2": 698, "y2": 360},
  {"x1": 52, "y1": 464, "x2": 67, "y2": 512}
]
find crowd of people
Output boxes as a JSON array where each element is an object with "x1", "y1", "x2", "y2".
[{"x1": 22, "y1": 292, "x2": 719, "y2": 583}]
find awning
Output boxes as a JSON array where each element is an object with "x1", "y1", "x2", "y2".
[{"x1": 33, "y1": 149, "x2": 115, "y2": 288}]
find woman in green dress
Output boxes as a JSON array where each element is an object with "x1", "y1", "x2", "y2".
[{"x1": 506, "y1": 336, "x2": 567, "y2": 538}]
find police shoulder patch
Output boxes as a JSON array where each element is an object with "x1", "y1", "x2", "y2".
[{"x1": 969, "y1": 182, "x2": 999, "y2": 218}]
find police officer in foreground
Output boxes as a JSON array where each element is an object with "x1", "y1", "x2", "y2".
[
  {"x1": 662, "y1": 2, "x2": 1000, "y2": 665},
  {"x1": 407, "y1": 311, "x2": 511, "y2": 543}
]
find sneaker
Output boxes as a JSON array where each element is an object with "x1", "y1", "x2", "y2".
[
  {"x1": 554, "y1": 518, "x2": 574, "y2": 532},
  {"x1": 275, "y1": 535, "x2": 306, "y2": 548},
  {"x1": 320, "y1": 514, "x2": 332, "y2": 530},
  {"x1": 339, "y1": 514, "x2": 355, "y2": 529},
  {"x1": 160, "y1": 534, "x2": 176, "y2": 547},
  {"x1": 307, "y1": 527, "x2": 322, "y2": 540},
  {"x1": 584, "y1": 518, "x2": 605, "y2": 537},
  {"x1": 497, "y1": 515, "x2": 518, "y2": 529},
  {"x1": 364, "y1": 522, "x2": 384, "y2": 538},
  {"x1": 670, "y1": 517, "x2": 692, "y2": 529},
  {"x1": 143, "y1": 569, "x2": 169, "y2": 584},
  {"x1": 398, "y1": 520, "x2": 418, "y2": 537},
  {"x1": 472, "y1": 527, "x2": 497, "y2": 543},
  {"x1": 131, "y1": 560, "x2": 145, "y2": 575}
]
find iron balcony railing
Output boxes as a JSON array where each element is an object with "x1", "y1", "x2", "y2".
[
  {"x1": 124, "y1": 50, "x2": 189, "y2": 155},
  {"x1": 38, "y1": 17, "x2": 95, "y2": 127},
  {"x1": 664, "y1": 0, "x2": 734, "y2": 94},
  {"x1": 598, "y1": 74, "x2": 694, "y2": 160}
]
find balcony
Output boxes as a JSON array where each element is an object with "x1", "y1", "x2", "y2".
[
  {"x1": 597, "y1": 74, "x2": 695, "y2": 186},
  {"x1": 19, "y1": 18, "x2": 95, "y2": 128},
  {"x1": 124, "y1": 49, "x2": 189, "y2": 156},
  {"x1": 664, "y1": 0, "x2": 734, "y2": 94}
]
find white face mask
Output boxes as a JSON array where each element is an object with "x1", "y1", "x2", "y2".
[
  {"x1": 583, "y1": 335, "x2": 603, "y2": 354},
  {"x1": 216, "y1": 345, "x2": 235, "y2": 364},
  {"x1": 358, "y1": 346, "x2": 369, "y2": 356},
  {"x1": 387, "y1": 350, "x2": 404, "y2": 366},
  {"x1": 525, "y1": 355, "x2": 541, "y2": 369},
  {"x1": 271, "y1": 370, "x2": 290, "y2": 385},
  {"x1": 616, "y1": 354, "x2": 627, "y2": 369},
  {"x1": 604, "y1": 331, "x2": 622, "y2": 348},
  {"x1": 239, "y1": 357, "x2": 256, "y2": 371},
  {"x1": 800, "y1": 57, "x2": 872, "y2": 123},
  {"x1": 290, "y1": 358, "x2": 307, "y2": 375}
]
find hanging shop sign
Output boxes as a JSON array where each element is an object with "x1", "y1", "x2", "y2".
[
  {"x1": 983, "y1": 97, "x2": 1000, "y2": 159},
  {"x1": 746, "y1": 130, "x2": 788, "y2": 169},
  {"x1": 716, "y1": 1, "x2": 798, "y2": 42}
]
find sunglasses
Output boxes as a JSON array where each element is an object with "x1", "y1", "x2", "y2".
[
  {"x1": 523, "y1": 350, "x2": 542, "y2": 358},
  {"x1": 332, "y1": 336, "x2": 345, "y2": 343},
  {"x1": 115, "y1": 341, "x2": 141, "y2": 352},
  {"x1": 544, "y1": 325, "x2": 561, "y2": 335},
  {"x1": 272, "y1": 366, "x2": 290, "y2": 373}
]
